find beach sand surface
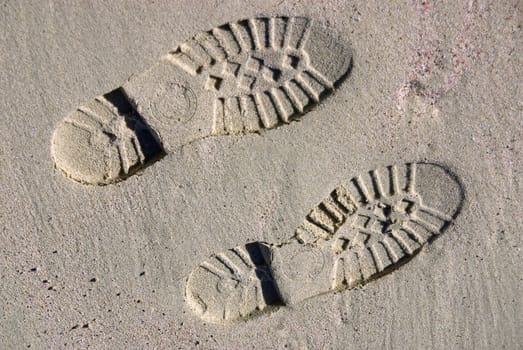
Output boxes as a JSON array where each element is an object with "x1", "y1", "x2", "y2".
[{"x1": 0, "y1": 1, "x2": 521, "y2": 349}]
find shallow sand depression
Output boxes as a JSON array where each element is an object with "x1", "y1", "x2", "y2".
[{"x1": 0, "y1": 1, "x2": 521, "y2": 349}]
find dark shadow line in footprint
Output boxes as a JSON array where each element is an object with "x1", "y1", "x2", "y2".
[
  {"x1": 245, "y1": 242, "x2": 285, "y2": 307},
  {"x1": 105, "y1": 88, "x2": 166, "y2": 165}
]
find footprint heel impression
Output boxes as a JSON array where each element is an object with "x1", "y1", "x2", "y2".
[
  {"x1": 51, "y1": 16, "x2": 352, "y2": 185},
  {"x1": 185, "y1": 162, "x2": 464, "y2": 323}
]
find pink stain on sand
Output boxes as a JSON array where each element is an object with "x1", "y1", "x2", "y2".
[{"x1": 395, "y1": 0, "x2": 490, "y2": 111}]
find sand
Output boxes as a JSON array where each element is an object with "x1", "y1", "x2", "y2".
[{"x1": 0, "y1": 0, "x2": 521, "y2": 349}]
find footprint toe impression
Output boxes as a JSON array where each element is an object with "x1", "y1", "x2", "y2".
[
  {"x1": 185, "y1": 162, "x2": 464, "y2": 323},
  {"x1": 51, "y1": 16, "x2": 352, "y2": 185}
]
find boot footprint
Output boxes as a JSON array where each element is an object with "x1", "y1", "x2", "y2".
[
  {"x1": 185, "y1": 162, "x2": 464, "y2": 323},
  {"x1": 51, "y1": 16, "x2": 352, "y2": 185}
]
